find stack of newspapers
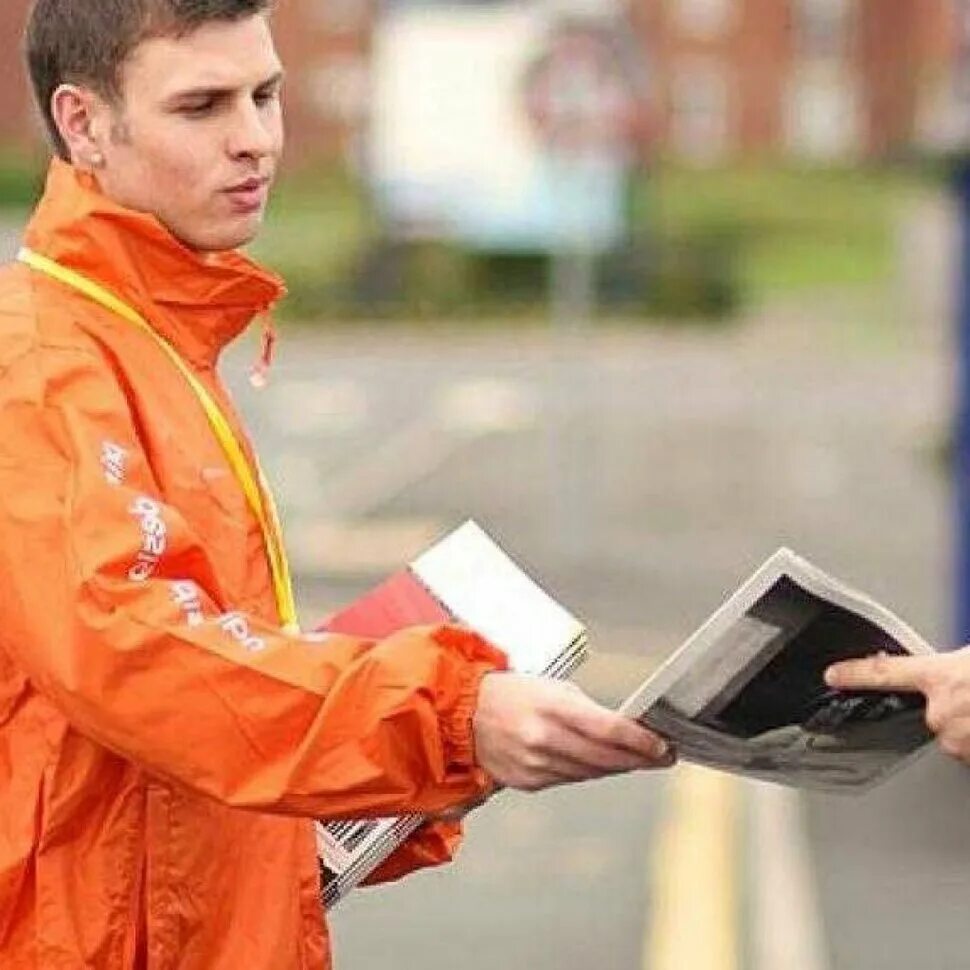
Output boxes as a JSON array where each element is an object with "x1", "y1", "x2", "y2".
[{"x1": 315, "y1": 521, "x2": 588, "y2": 908}]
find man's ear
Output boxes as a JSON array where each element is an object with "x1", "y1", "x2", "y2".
[{"x1": 50, "y1": 84, "x2": 109, "y2": 170}]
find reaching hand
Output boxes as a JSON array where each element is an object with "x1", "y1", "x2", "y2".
[
  {"x1": 826, "y1": 648, "x2": 970, "y2": 764},
  {"x1": 472, "y1": 672, "x2": 675, "y2": 792}
]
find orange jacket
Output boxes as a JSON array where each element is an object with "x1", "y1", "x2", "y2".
[{"x1": 0, "y1": 161, "x2": 506, "y2": 969}]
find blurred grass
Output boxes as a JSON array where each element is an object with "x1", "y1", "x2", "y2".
[
  {"x1": 0, "y1": 149, "x2": 45, "y2": 210},
  {"x1": 642, "y1": 164, "x2": 930, "y2": 303},
  {"x1": 0, "y1": 152, "x2": 934, "y2": 321},
  {"x1": 251, "y1": 168, "x2": 369, "y2": 284},
  {"x1": 251, "y1": 161, "x2": 936, "y2": 322}
]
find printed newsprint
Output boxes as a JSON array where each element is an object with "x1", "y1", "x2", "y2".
[
  {"x1": 621, "y1": 548, "x2": 934, "y2": 794},
  {"x1": 315, "y1": 521, "x2": 588, "y2": 909}
]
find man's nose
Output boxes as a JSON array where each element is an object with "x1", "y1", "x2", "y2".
[{"x1": 227, "y1": 101, "x2": 277, "y2": 160}]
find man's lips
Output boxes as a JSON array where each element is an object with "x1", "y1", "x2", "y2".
[
  {"x1": 225, "y1": 176, "x2": 270, "y2": 194},
  {"x1": 224, "y1": 177, "x2": 270, "y2": 212}
]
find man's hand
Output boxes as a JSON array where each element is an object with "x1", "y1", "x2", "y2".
[
  {"x1": 472, "y1": 672, "x2": 675, "y2": 792},
  {"x1": 825, "y1": 648, "x2": 970, "y2": 763}
]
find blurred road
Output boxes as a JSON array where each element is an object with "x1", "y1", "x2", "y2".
[{"x1": 221, "y1": 308, "x2": 970, "y2": 970}]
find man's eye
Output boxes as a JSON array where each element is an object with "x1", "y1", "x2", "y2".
[
  {"x1": 254, "y1": 89, "x2": 279, "y2": 107},
  {"x1": 179, "y1": 101, "x2": 215, "y2": 117}
]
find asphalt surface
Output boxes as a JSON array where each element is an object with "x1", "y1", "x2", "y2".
[{"x1": 221, "y1": 300, "x2": 967, "y2": 970}]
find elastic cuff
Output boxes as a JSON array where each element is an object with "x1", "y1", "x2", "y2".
[{"x1": 431, "y1": 626, "x2": 508, "y2": 771}]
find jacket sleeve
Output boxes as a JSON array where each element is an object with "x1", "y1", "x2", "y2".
[
  {"x1": 361, "y1": 819, "x2": 463, "y2": 887},
  {"x1": 0, "y1": 343, "x2": 508, "y2": 821}
]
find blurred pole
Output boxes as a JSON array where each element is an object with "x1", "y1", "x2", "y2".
[
  {"x1": 550, "y1": 243, "x2": 596, "y2": 331},
  {"x1": 955, "y1": 1, "x2": 970, "y2": 644},
  {"x1": 548, "y1": 158, "x2": 598, "y2": 566},
  {"x1": 956, "y1": 158, "x2": 970, "y2": 643},
  {"x1": 549, "y1": 153, "x2": 600, "y2": 328},
  {"x1": 534, "y1": 13, "x2": 645, "y2": 566}
]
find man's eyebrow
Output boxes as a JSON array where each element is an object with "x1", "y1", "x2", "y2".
[
  {"x1": 254, "y1": 70, "x2": 285, "y2": 90},
  {"x1": 166, "y1": 70, "x2": 285, "y2": 101}
]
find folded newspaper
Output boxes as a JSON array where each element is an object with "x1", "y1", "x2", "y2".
[
  {"x1": 315, "y1": 520, "x2": 588, "y2": 908},
  {"x1": 620, "y1": 546, "x2": 933, "y2": 794},
  {"x1": 316, "y1": 528, "x2": 934, "y2": 907}
]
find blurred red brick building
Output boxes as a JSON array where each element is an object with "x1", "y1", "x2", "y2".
[
  {"x1": 637, "y1": 0, "x2": 957, "y2": 162},
  {"x1": 0, "y1": 1, "x2": 33, "y2": 149},
  {"x1": 0, "y1": 0, "x2": 960, "y2": 165}
]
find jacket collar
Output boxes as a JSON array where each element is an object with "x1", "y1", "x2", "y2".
[{"x1": 23, "y1": 159, "x2": 285, "y2": 369}]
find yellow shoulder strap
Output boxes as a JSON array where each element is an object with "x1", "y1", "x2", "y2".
[{"x1": 18, "y1": 246, "x2": 299, "y2": 634}]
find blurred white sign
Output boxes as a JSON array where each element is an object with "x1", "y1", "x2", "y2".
[{"x1": 367, "y1": 2, "x2": 644, "y2": 252}]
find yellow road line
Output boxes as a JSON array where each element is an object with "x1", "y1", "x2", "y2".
[
  {"x1": 645, "y1": 765, "x2": 739, "y2": 970},
  {"x1": 750, "y1": 783, "x2": 828, "y2": 970}
]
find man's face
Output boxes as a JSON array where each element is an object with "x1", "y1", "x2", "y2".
[{"x1": 92, "y1": 15, "x2": 284, "y2": 252}]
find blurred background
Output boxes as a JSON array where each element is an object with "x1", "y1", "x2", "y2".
[{"x1": 3, "y1": 1, "x2": 970, "y2": 968}]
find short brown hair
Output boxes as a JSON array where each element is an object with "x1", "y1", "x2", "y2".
[{"x1": 25, "y1": 0, "x2": 272, "y2": 160}]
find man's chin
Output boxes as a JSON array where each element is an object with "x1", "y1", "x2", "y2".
[{"x1": 174, "y1": 213, "x2": 265, "y2": 254}]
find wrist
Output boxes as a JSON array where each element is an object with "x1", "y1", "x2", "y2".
[{"x1": 430, "y1": 627, "x2": 508, "y2": 771}]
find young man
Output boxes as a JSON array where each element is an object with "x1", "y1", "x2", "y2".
[{"x1": 0, "y1": 2, "x2": 673, "y2": 967}]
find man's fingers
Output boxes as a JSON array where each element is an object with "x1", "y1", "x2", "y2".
[
  {"x1": 549, "y1": 691, "x2": 671, "y2": 760},
  {"x1": 473, "y1": 675, "x2": 677, "y2": 793},
  {"x1": 824, "y1": 652, "x2": 934, "y2": 693},
  {"x1": 544, "y1": 727, "x2": 673, "y2": 776},
  {"x1": 514, "y1": 746, "x2": 671, "y2": 792}
]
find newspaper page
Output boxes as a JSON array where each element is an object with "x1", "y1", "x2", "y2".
[{"x1": 621, "y1": 550, "x2": 935, "y2": 792}]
